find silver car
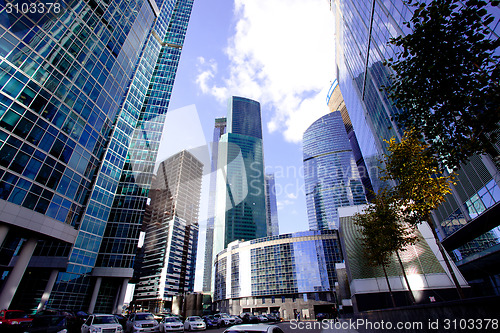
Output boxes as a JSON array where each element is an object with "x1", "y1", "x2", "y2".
[
  {"x1": 183, "y1": 316, "x2": 206, "y2": 331},
  {"x1": 81, "y1": 314, "x2": 123, "y2": 333},
  {"x1": 126, "y1": 313, "x2": 160, "y2": 333},
  {"x1": 160, "y1": 317, "x2": 184, "y2": 332},
  {"x1": 223, "y1": 324, "x2": 284, "y2": 333}
]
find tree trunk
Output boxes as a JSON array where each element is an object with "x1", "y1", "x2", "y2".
[
  {"x1": 426, "y1": 218, "x2": 465, "y2": 299},
  {"x1": 396, "y1": 251, "x2": 416, "y2": 305},
  {"x1": 382, "y1": 264, "x2": 397, "y2": 308}
]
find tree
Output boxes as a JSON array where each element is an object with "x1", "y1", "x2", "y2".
[
  {"x1": 382, "y1": 130, "x2": 465, "y2": 298},
  {"x1": 354, "y1": 189, "x2": 417, "y2": 307},
  {"x1": 383, "y1": 0, "x2": 500, "y2": 170}
]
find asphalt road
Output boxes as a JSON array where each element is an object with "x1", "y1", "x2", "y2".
[{"x1": 202, "y1": 320, "x2": 360, "y2": 333}]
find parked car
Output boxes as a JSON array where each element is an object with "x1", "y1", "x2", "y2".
[
  {"x1": 126, "y1": 313, "x2": 160, "y2": 333},
  {"x1": 213, "y1": 314, "x2": 234, "y2": 326},
  {"x1": 263, "y1": 314, "x2": 279, "y2": 322},
  {"x1": 183, "y1": 316, "x2": 206, "y2": 331},
  {"x1": 0, "y1": 309, "x2": 33, "y2": 331},
  {"x1": 81, "y1": 314, "x2": 123, "y2": 333},
  {"x1": 202, "y1": 315, "x2": 220, "y2": 329},
  {"x1": 315, "y1": 313, "x2": 328, "y2": 321},
  {"x1": 33, "y1": 309, "x2": 79, "y2": 332},
  {"x1": 160, "y1": 316, "x2": 184, "y2": 332},
  {"x1": 75, "y1": 311, "x2": 90, "y2": 328},
  {"x1": 229, "y1": 316, "x2": 242, "y2": 324},
  {"x1": 256, "y1": 315, "x2": 268, "y2": 323},
  {"x1": 22, "y1": 315, "x2": 67, "y2": 333},
  {"x1": 223, "y1": 324, "x2": 284, "y2": 333},
  {"x1": 239, "y1": 313, "x2": 259, "y2": 324},
  {"x1": 115, "y1": 314, "x2": 128, "y2": 329}
]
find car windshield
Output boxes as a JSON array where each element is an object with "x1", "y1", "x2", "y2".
[
  {"x1": 221, "y1": 314, "x2": 230, "y2": 318},
  {"x1": 6, "y1": 312, "x2": 28, "y2": 319},
  {"x1": 93, "y1": 316, "x2": 118, "y2": 324},
  {"x1": 189, "y1": 317, "x2": 201, "y2": 321},
  {"x1": 165, "y1": 318, "x2": 180, "y2": 323},
  {"x1": 136, "y1": 314, "x2": 155, "y2": 320}
]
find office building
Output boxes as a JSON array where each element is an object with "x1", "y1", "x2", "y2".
[
  {"x1": 0, "y1": 0, "x2": 194, "y2": 312},
  {"x1": 303, "y1": 112, "x2": 366, "y2": 230},
  {"x1": 134, "y1": 150, "x2": 202, "y2": 313},
  {"x1": 338, "y1": 206, "x2": 468, "y2": 312},
  {"x1": 213, "y1": 230, "x2": 342, "y2": 319},
  {"x1": 202, "y1": 117, "x2": 227, "y2": 293},
  {"x1": 331, "y1": 0, "x2": 500, "y2": 295},
  {"x1": 212, "y1": 97, "x2": 267, "y2": 264},
  {"x1": 265, "y1": 173, "x2": 279, "y2": 237},
  {"x1": 326, "y1": 79, "x2": 374, "y2": 200}
]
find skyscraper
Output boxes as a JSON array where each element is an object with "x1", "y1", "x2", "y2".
[
  {"x1": 0, "y1": 0, "x2": 194, "y2": 312},
  {"x1": 265, "y1": 173, "x2": 279, "y2": 237},
  {"x1": 331, "y1": 0, "x2": 500, "y2": 295},
  {"x1": 203, "y1": 117, "x2": 226, "y2": 293},
  {"x1": 134, "y1": 150, "x2": 202, "y2": 312},
  {"x1": 303, "y1": 112, "x2": 366, "y2": 230},
  {"x1": 212, "y1": 96, "x2": 267, "y2": 268},
  {"x1": 326, "y1": 79, "x2": 374, "y2": 201}
]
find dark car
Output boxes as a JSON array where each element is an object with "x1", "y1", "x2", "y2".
[
  {"x1": 115, "y1": 314, "x2": 128, "y2": 329},
  {"x1": 239, "y1": 313, "x2": 259, "y2": 324},
  {"x1": 202, "y1": 315, "x2": 220, "y2": 329},
  {"x1": 32, "y1": 309, "x2": 79, "y2": 332},
  {"x1": 22, "y1": 315, "x2": 68, "y2": 333},
  {"x1": 315, "y1": 313, "x2": 328, "y2": 321}
]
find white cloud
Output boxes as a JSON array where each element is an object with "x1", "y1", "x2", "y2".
[
  {"x1": 277, "y1": 199, "x2": 295, "y2": 210},
  {"x1": 195, "y1": 0, "x2": 335, "y2": 143}
]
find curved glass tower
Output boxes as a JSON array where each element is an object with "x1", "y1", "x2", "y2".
[
  {"x1": 0, "y1": 0, "x2": 194, "y2": 313},
  {"x1": 303, "y1": 112, "x2": 366, "y2": 230}
]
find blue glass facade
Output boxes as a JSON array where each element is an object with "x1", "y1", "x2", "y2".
[
  {"x1": 331, "y1": 0, "x2": 500, "y2": 295},
  {"x1": 0, "y1": 0, "x2": 194, "y2": 312},
  {"x1": 303, "y1": 112, "x2": 366, "y2": 230},
  {"x1": 213, "y1": 97, "x2": 267, "y2": 271}
]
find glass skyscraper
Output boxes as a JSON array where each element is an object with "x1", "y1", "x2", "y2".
[
  {"x1": 331, "y1": 0, "x2": 500, "y2": 295},
  {"x1": 0, "y1": 0, "x2": 194, "y2": 312},
  {"x1": 212, "y1": 96, "x2": 267, "y2": 275},
  {"x1": 203, "y1": 117, "x2": 226, "y2": 293},
  {"x1": 134, "y1": 150, "x2": 202, "y2": 313},
  {"x1": 265, "y1": 173, "x2": 279, "y2": 237},
  {"x1": 303, "y1": 112, "x2": 366, "y2": 230}
]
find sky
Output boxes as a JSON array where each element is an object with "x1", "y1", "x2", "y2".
[{"x1": 161, "y1": 0, "x2": 336, "y2": 291}]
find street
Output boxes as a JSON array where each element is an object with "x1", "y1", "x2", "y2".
[{"x1": 201, "y1": 320, "x2": 359, "y2": 333}]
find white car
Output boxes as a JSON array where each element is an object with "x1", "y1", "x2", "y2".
[
  {"x1": 126, "y1": 313, "x2": 160, "y2": 333},
  {"x1": 160, "y1": 317, "x2": 184, "y2": 332},
  {"x1": 184, "y1": 316, "x2": 206, "y2": 331},
  {"x1": 214, "y1": 314, "x2": 235, "y2": 326},
  {"x1": 81, "y1": 314, "x2": 123, "y2": 333}
]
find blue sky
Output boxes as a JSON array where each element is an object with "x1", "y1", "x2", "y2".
[{"x1": 161, "y1": 0, "x2": 336, "y2": 290}]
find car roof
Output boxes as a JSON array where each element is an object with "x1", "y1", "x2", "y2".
[{"x1": 225, "y1": 324, "x2": 276, "y2": 332}]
